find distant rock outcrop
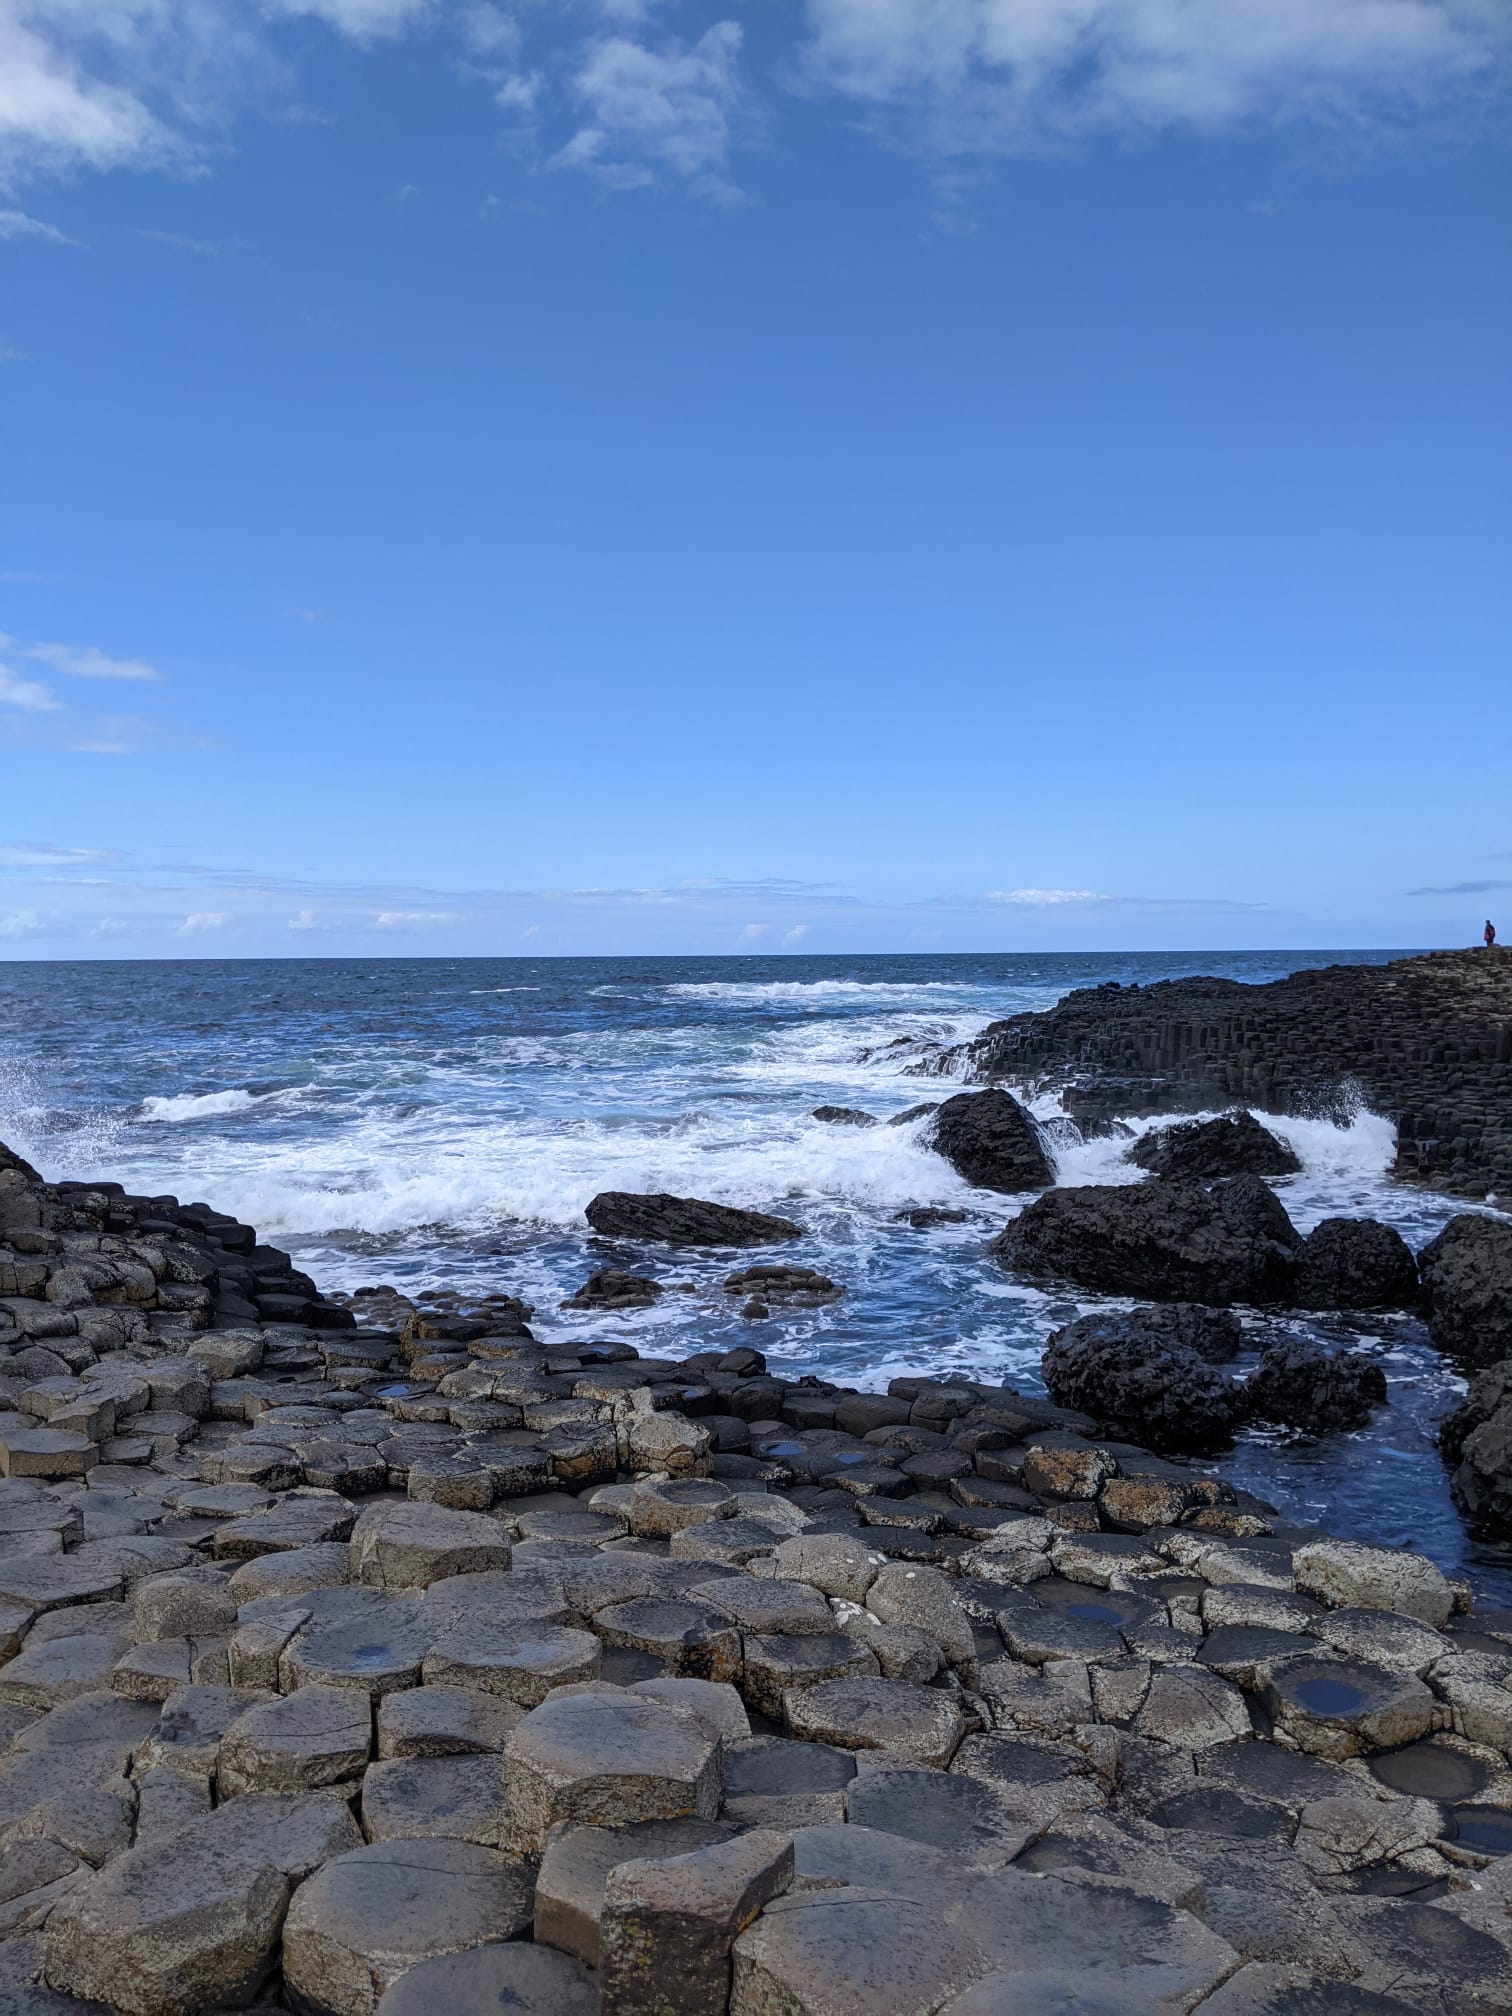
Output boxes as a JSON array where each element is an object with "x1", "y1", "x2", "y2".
[
  {"x1": 585, "y1": 1192, "x2": 802, "y2": 1248},
  {"x1": 926, "y1": 1089, "x2": 1054, "y2": 1195},
  {"x1": 929, "y1": 949, "x2": 1512, "y2": 1197}
]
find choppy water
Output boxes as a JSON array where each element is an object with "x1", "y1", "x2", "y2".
[{"x1": 3, "y1": 950, "x2": 1509, "y2": 1598}]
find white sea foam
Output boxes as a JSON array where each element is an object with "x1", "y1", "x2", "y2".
[
  {"x1": 1028, "y1": 1096, "x2": 1409, "y2": 1234},
  {"x1": 137, "y1": 1090, "x2": 261, "y2": 1123},
  {"x1": 664, "y1": 980, "x2": 980, "y2": 1005}
]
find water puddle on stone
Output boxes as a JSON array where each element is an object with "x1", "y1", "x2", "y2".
[
  {"x1": 1371, "y1": 1740, "x2": 1490, "y2": 1803},
  {"x1": 1065, "y1": 1599, "x2": 1128, "y2": 1626},
  {"x1": 1292, "y1": 1674, "x2": 1368, "y2": 1717},
  {"x1": 1452, "y1": 1807, "x2": 1512, "y2": 1855}
]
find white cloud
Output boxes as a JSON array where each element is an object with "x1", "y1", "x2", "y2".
[
  {"x1": 802, "y1": 0, "x2": 1508, "y2": 152},
  {"x1": 136, "y1": 226, "x2": 220, "y2": 255},
  {"x1": 554, "y1": 24, "x2": 745, "y2": 196},
  {"x1": 0, "y1": 842, "x2": 120, "y2": 866},
  {"x1": 373, "y1": 909, "x2": 457, "y2": 927},
  {"x1": 263, "y1": 0, "x2": 434, "y2": 42},
  {"x1": 987, "y1": 887, "x2": 1104, "y2": 905},
  {"x1": 0, "y1": 4, "x2": 196, "y2": 187},
  {"x1": 67, "y1": 732, "x2": 137, "y2": 753},
  {"x1": 0, "y1": 664, "x2": 60, "y2": 711},
  {"x1": 177, "y1": 910, "x2": 226, "y2": 935},
  {"x1": 0, "y1": 907, "x2": 44, "y2": 937},
  {"x1": 457, "y1": 3, "x2": 518, "y2": 58},
  {"x1": 782, "y1": 923, "x2": 810, "y2": 945},
  {"x1": 24, "y1": 640, "x2": 162, "y2": 682},
  {"x1": 0, "y1": 207, "x2": 79, "y2": 244}
]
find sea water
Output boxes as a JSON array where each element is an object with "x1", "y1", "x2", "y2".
[{"x1": 4, "y1": 949, "x2": 1508, "y2": 1598}]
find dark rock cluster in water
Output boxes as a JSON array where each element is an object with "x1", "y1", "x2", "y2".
[
  {"x1": 4, "y1": 1141, "x2": 1512, "y2": 2014},
  {"x1": 993, "y1": 1172, "x2": 1422, "y2": 1316},
  {"x1": 931, "y1": 947, "x2": 1512, "y2": 1199}
]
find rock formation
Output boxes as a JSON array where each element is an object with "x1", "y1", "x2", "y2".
[
  {"x1": 1129, "y1": 1110, "x2": 1302, "y2": 1182},
  {"x1": 1040, "y1": 1314, "x2": 1248, "y2": 1452},
  {"x1": 1244, "y1": 1339, "x2": 1388, "y2": 1437},
  {"x1": 926, "y1": 1090, "x2": 1055, "y2": 1195},
  {"x1": 1293, "y1": 1218, "x2": 1420, "y2": 1312},
  {"x1": 585, "y1": 1194, "x2": 802, "y2": 1248},
  {"x1": 993, "y1": 1175, "x2": 1303, "y2": 1307},
  {"x1": 1419, "y1": 1213, "x2": 1512, "y2": 1369},
  {"x1": 931, "y1": 949, "x2": 1512, "y2": 1198},
  {"x1": 0, "y1": 1141, "x2": 1503, "y2": 2015}
]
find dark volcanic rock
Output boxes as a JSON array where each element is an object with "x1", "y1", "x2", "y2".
[
  {"x1": 927, "y1": 1090, "x2": 1054, "y2": 1195},
  {"x1": 584, "y1": 1193, "x2": 802, "y2": 1248},
  {"x1": 1419, "y1": 1213, "x2": 1512, "y2": 1369},
  {"x1": 894, "y1": 1206, "x2": 970, "y2": 1230},
  {"x1": 930, "y1": 948, "x2": 1512, "y2": 1198},
  {"x1": 1123, "y1": 1302, "x2": 1244, "y2": 1364},
  {"x1": 1041, "y1": 1314, "x2": 1248, "y2": 1453},
  {"x1": 723, "y1": 1266, "x2": 842, "y2": 1306},
  {"x1": 1294, "y1": 1217, "x2": 1419, "y2": 1311},
  {"x1": 993, "y1": 1176, "x2": 1301, "y2": 1307},
  {"x1": 1246, "y1": 1339, "x2": 1387, "y2": 1436},
  {"x1": 1439, "y1": 1360, "x2": 1512, "y2": 1537},
  {"x1": 1129, "y1": 1110, "x2": 1301, "y2": 1182},
  {"x1": 564, "y1": 1268, "x2": 663, "y2": 1311},
  {"x1": 811, "y1": 1106, "x2": 878, "y2": 1128}
]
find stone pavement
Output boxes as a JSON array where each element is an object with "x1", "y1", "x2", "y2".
[{"x1": 0, "y1": 1141, "x2": 1509, "y2": 2013}]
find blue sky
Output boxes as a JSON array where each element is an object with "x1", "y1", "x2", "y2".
[{"x1": 1, "y1": 0, "x2": 1508, "y2": 958}]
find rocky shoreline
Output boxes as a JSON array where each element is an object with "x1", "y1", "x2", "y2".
[
  {"x1": 3, "y1": 1138, "x2": 1512, "y2": 2011},
  {"x1": 922, "y1": 947, "x2": 1512, "y2": 1200}
]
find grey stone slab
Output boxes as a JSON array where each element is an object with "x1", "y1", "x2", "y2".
[
  {"x1": 283, "y1": 1838, "x2": 533, "y2": 2016},
  {"x1": 731, "y1": 1887, "x2": 987, "y2": 2016},
  {"x1": 359, "y1": 1754, "x2": 510, "y2": 1850},
  {"x1": 535, "y1": 1816, "x2": 739, "y2": 1967},
  {"x1": 602, "y1": 1828, "x2": 794, "y2": 2016},
  {"x1": 502, "y1": 1686, "x2": 722, "y2": 1856},
  {"x1": 373, "y1": 1942, "x2": 598, "y2": 2016}
]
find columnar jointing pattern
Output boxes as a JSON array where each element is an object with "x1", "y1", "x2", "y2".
[{"x1": 937, "y1": 949, "x2": 1512, "y2": 1198}]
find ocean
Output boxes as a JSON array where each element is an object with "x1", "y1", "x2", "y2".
[{"x1": 4, "y1": 947, "x2": 1509, "y2": 1598}]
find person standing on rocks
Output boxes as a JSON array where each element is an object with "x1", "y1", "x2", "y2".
[{"x1": 1486, "y1": 919, "x2": 1498, "y2": 948}]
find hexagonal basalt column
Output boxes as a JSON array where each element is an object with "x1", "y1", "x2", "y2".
[
  {"x1": 501, "y1": 1686, "x2": 722, "y2": 1856},
  {"x1": 1259, "y1": 1653, "x2": 1436, "y2": 1760}
]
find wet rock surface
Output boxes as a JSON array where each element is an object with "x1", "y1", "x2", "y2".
[
  {"x1": 926, "y1": 1090, "x2": 1054, "y2": 1195},
  {"x1": 1042, "y1": 1314, "x2": 1247, "y2": 1453},
  {"x1": 1420, "y1": 1214, "x2": 1512, "y2": 1370},
  {"x1": 1129, "y1": 1110, "x2": 1303, "y2": 1182},
  {"x1": 584, "y1": 1194, "x2": 803, "y2": 1248},
  {"x1": 993, "y1": 1175, "x2": 1303, "y2": 1306},
  {"x1": 1245, "y1": 1341, "x2": 1387, "y2": 1438},
  {"x1": 0, "y1": 1141, "x2": 1505, "y2": 2013}
]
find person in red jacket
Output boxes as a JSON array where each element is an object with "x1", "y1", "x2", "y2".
[{"x1": 1486, "y1": 919, "x2": 1498, "y2": 947}]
